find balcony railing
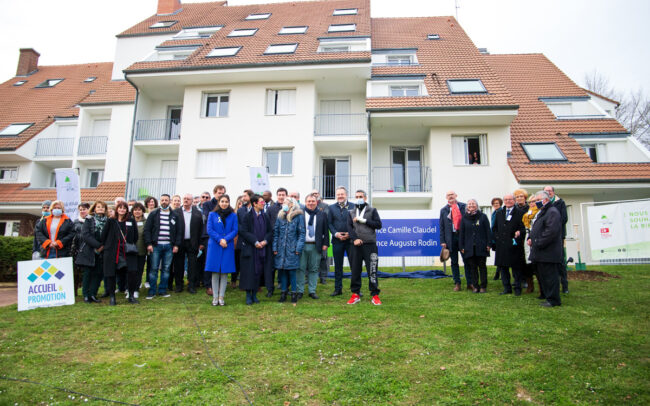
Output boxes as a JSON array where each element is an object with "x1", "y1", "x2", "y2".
[
  {"x1": 135, "y1": 119, "x2": 181, "y2": 141},
  {"x1": 77, "y1": 136, "x2": 108, "y2": 155},
  {"x1": 35, "y1": 137, "x2": 74, "y2": 157},
  {"x1": 312, "y1": 175, "x2": 367, "y2": 200},
  {"x1": 314, "y1": 114, "x2": 367, "y2": 136},
  {"x1": 372, "y1": 166, "x2": 432, "y2": 193},
  {"x1": 128, "y1": 178, "x2": 176, "y2": 200}
]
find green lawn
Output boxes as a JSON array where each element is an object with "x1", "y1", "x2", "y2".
[{"x1": 1, "y1": 265, "x2": 649, "y2": 405}]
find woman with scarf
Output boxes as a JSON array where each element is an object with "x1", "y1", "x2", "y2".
[
  {"x1": 101, "y1": 201, "x2": 138, "y2": 305},
  {"x1": 514, "y1": 188, "x2": 534, "y2": 293},
  {"x1": 205, "y1": 194, "x2": 238, "y2": 306},
  {"x1": 35, "y1": 200, "x2": 74, "y2": 259},
  {"x1": 76, "y1": 201, "x2": 108, "y2": 303},
  {"x1": 522, "y1": 194, "x2": 545, "y2": 299},
  {"x1": 459, "y1": 199, "x2": 492, "y2": 293},
  {"x1": 273, "y1": 198, "x2": 306, "y2": 303},
  {"x1": 239, "y1": 195, "x2": 273, "y2": 305}
]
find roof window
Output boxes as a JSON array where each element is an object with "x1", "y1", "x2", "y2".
[
  {"x1": 521, "y1": 143, "x2": 567, "y2": 161},
  {"x1": 36, "y1": 79, "x2": 63, "y2": 88},
  {"x1": 447, "y1": 79, "x2": 487, "y2": 94},
  {"x1": 333, "y1": 8, "x2": 358, "y2": 15},
  {"x1": 206, "y1": 46, "x2": 242, "y2": 57},
  {"x1": 328, "y1": 24, "x2": 356, "y2": 33},
  {"x1": 149, "y1": 20, "x2": 177, "y2": 29},
  {"x1": 84, "y1": 77, "x2": 97, "y2": 83},
  {"x1": 245, "y1": 13, "x2": 271, "y2": 20},
  {"x1": 0, "y1": 123, "x2": 33, "y2": 136},
  {"x1": 145, "y1": 46, "x2": 199, "y2": 61},
  {"x1": 427, "y1": 34, "x2": 440, "y2": 40},
  {"x1": 265, "y1": 43, "x2": 298, "y2": 55},
  {"x1": 279, "y1": 26, "x2": 308, "y2": 35},
  {"x1": 228, "y1": 28, "x2": 258, "y2": 37},
  {"x1": 13, "y1": 80, "x2": 27, "y2": 86},
  {"x1": 173, "y1": 26, "x2": 223, "y2": 39}
]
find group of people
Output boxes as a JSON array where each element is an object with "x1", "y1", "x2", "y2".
[
  {"x1": 32, "y1": 185, "x2": 384, "y2": 307},
  {"x1": 440, "y1": 186, "x2": 569, "y2": 307}
]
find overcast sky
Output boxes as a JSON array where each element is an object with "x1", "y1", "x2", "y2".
[{"x1": 1, "y1": 0, "x2": 648, "y2": 97}]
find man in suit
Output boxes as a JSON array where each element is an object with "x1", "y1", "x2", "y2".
[
  {"x1": 173, "y1": 193, "x2": 205, "y2": 293},
  {"x1": 528, "y1": 191, "x2": 563, "y2": 307},
  {"x1": 312, "y1": 189, "x2": 331, "y2": 285},
  {"x1": 296, "y1": 193, "x2": 330, "y2": 299},
  {"x1": 328, "y1": 186, "x2": 355, "y2": 296},
  {"x1": 493, "y1": 194, "x2": 526, "y2": 295},
  {"x1": 439, "y1": 190, "x2": 467, "y2": 291},
  {"x1": 544, "y1": 185, "x2": 569, "y2": 294}
]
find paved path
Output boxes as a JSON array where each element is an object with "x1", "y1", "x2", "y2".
[{"x1": 0, "y1": 284, "x2": 17, "y2": 307}]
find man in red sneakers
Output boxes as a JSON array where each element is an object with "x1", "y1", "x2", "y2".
[{"x1": 346, "y1": 190, "x2": 383, "y2": 305}]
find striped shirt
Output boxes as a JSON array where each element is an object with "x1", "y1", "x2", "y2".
[{"x1": 158, "y1": 209, "x2": 171, "y2": 244}]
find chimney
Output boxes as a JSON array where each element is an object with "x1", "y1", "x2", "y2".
[
  {"x1": 16, "y1": 48, "x2": 40, "y2": 76},
  {"x1": 157, "y1": 0, "x2": 182, "y2": 15}
]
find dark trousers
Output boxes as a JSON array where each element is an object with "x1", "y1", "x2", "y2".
[
  {"x1": 465, "y1": 256, "x2": 487, "y2": 289},
  {"x1": 127, "y1": 269, "x2": 140, "y2": 296},
  {"x1": 199, "y1": 250, "x2": 210, "y2": 288},
  {"x1": 350, "y1": 243, "x2": 380, "y2": 296},
  {"x1": 116, "y1": 268, "x2": 127, "y2": 292},
  {"x1": 537, "y1": 262, "x2": 561, "y2": 306},
  {"x1": 232, "y1": 249, "x2": 241, "y2": 284},
  {"x1": 174, "y1": 240, "x2": 198, "y2": 290},
  {"x1": 136, "y1": 255, "x2": 146, "y2": 288},
  {"x1": 333, "y1": 241, "x2": 354, "y2": 292},
  {"x1": 560, "y1": 246, "x2": 569, "y2": 291},
  {"x1": 82, "y1": 259, "x2": 103, "y2": 298},
  {"x1": 449, "y1": 233, "x2": 463, "y2": 285},
  {"x1": 499, "y1": 265, "x2": 522, "y2": 293},
  {"x1": 105, "y1": 275, "x2": 116, "y2": 296},
  {"x1": 264, "y1": 265, "x2": 276, "y2": 293},
  {"x1": 319, "y1": 248, "x2": 328, "y2": 280}
]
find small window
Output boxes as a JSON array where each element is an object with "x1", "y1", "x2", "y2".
[
  {"x1": 333, "y1": 8, "x2": 358, "y2": 15},
  {"x1": 49, "y1": 172, "x2": 56, "y2": 188},
  {"x1": 84, "y1": 77, "x2": 97, "y2": 83},
  {"x1": 204, "y1": 93, "x2": 229, "y2": 117},
  {"x1": 0, "y1": 167, "x2": 18, "y2": 181},
  {"x1": 390, "y1": 85, "x2": 419, "y2": 97},
  {"x1": 264, "y1": 149, "x2": 293, "y2": 175},
  {"x1": 36, "y1": 79, "x2": 63, "y2": 88},
  {"x1": 427, "y1": 34, "x2": 440, "y2": 40},
  {"x1": 227, "y1": 28, "x2": 258, "y2": 37},
  {"x1": 319, "y1": 45, "x2": 350, "y2": 53},
  {"x1": 196, "y1": 150, "x2": 226, "y2": 178},
  {"x1": 264, "y1": 43, "x2": 297, "y2": 55},
  {"x1": 206, "y1": 46, "x2": 242, "y2": 57},
  {"x1": 0, "y1": 123, "x2": 33, "y2": 136},
  {"x1": 150, "y1": 20, "x2": 177, "y2": 28},
  {"x1": 14, "y1": 80, "x2": 27, "y2": 86},
  {"x1": 328, "y1": 24, "x2": 356, "y2": 33},
  {"x1": 245, "y1": 13, "x2": 271, "y2": 20},
  {"x1": 581, "y1": 143, "x2": 607, "y2": 163},
  {"x1": 448, "y1": 79, "x2": 487, "y2": 94},
  {"x1": 88, "y1": 170, "x2": 104, "y2": 188},
  {"x1": 521, "y1": 143, "x2": 567, "y2": 161},
  {"x1": 279, "y1": 26, "x2": 308, "y2": 35},
  {"x1": 266, "y1": 90, "x2": 296, "y2": 115},
  {"x1": 387, "y1": 55, "x2": 413, "y2": 66},
  {"x1": 452, "y1": 135, "x2": 488, "y2": 166},
  {"x1": 173, "y1": 26, "x2": 222, "y2": 39},
  {"x1": 147, "y1": 47, "x2": 198, "y2": 61}
]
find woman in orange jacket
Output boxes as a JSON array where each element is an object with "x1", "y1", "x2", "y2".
[{"x1": 35, "y1": 200, "x2": 75, "y2": 259}]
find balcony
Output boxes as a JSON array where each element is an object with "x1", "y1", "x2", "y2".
[
  {"x1": 35, "y1": 137, "x2": 74, "y2": 157},
  {"x1": 371, "y1": 166, "x2": 432, "y2": 204},
  {"x1": 312, "y1": 175, "x2": 367, "y2": 200},
  {"x1": 314, "y1": 114, "x2": 367, "y2": 137},
  {"x1": 77, "y1": 136, "x2": 108, "y2": 156},
  {"x1": 135, "y1": 119, "x2": 181, "y2": 141},
  {"x1": 128, "y1": 178, "x2": 176, "y2": 200}
]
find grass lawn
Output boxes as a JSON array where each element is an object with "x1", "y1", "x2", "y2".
[{"x1": 1, "y1": 265, "x2": 649, "y2": 405}]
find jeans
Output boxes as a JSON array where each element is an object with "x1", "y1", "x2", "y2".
[
  {"x1": 278, "y1": 269, "x2": 297, "y2": 293},
  {"x1": 148, "y1": 244, "x2": 173, "y2": 296},
  {"x1": 332, "y1": 241, "x2": 354, "y2": 292},
  {"x1": 297, "y1": 243, "x2": 321, "y2": 294}
]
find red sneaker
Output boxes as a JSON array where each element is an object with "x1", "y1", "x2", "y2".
[
  {"x1": 371, "y1": 295, "x2": 382, "y2": 306},
  {"x1": 346, "y1": 293, "x2": 360, "y2": 304}
]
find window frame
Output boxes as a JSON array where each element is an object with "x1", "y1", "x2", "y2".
[
  {"x1": 13, "y1": 80, "x2": 27, "y2": 86},
  {"x1": 451, "y1": 134, "x2": 489, "y2": 166},
  {"x1": 149, "y1": 20, "x2": 177, "y2": 29},
  {"x1": 333, "y1": 8, "x2": 358, "y2": 15},
  {"x1": 35, "y1": 79, "x2": 64, "y2": 88},
  {"x1": 203, "y1": 92, "x2": 230, "y2": 118},
  {"x1": 386, "y1": 55, "x2": 414, "y2": 66},
  {"x1": 87, "y1": 169, "x2": 104, "y2": 188},
  {"x1": 328, "y1": 23, "x2": 356, "y2": 33},
  {"x1": 206, "y1": 46, "x2": 242, "y2": 58},
  {"x1": 263, "y1": 148, "x2": 294, "y2": 176},
  {"x1": 0, "y1": 167, "x2": 18, "y2": 182},
  {"x1": 521, "y1": 142, "x2": 567, "y2": 162},
  {"x1": 227, "y1": 28, "x2": 259, "y2": 37},
  {"x1": 264, "y1": 43, "x2": 298, "y2": 55},
  {"x1": 173, "y1": 26, "x2": 223, "y2": 40},
  {"x1": 0, "y1": 123, "x2": 33, "y2": 136},
  {"x1": 245, "y1": 13, "x2": 271, "y2": 20},
  {"x1": 389, "y1": 85, "x2": 420, "y2": 97},
  {"x1": 266, "y1": 89, "x2": 297, "y2": 116},
  {"x1": 447, "y1": 79, "x2": 487, "y2": 94},
  {"x1": 279, "y1": 26, "x2": 308, "y2": 35}
]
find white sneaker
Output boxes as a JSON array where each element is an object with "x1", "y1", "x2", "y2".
[
  {"x1": 134, "y1": 291, "x2": 139, "y2": 299},
  {"x1": 125, "y1": 291, "x2": 129, "y2": 299},
  {"x1": 145, "y1": 282, "x2": 150, "y2": 289},
  {"x1": 219, "y1": 297, "x2": 225, "y2": 306},
  {"x1": 145, "y1": 295, "x2": 154, "y2": 300},
  {"x1": 212, "y1": 298, "x2": 218, "y2": 306}
]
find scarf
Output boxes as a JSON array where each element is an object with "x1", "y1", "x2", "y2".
[
  {"x1": 94, "y1": 215, "x2": 107, "y2": 237},
  {"x1": 450, "y1": 203, "x2": 461, "y2": 231},
  {"x1": 522, "y1": 205, "x2": 540, "y2": 229},
  {"x1": 305, "y1": 207, "x2": 318, "y2": 238},
  {"x1": 216, "y1": 206, "x2": 233, "y2": 224}
]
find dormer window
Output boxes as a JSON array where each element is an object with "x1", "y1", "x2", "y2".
[
  {"x1": 84, "y1": 77, "x2": 96, "y2": 83},
  {"x1": 173, "y1": 26, "x2": 223, "y2": 39},
  {"x1": 328, "y1": 24, "x2": 356, "y2": 33},
  {"x1": 13, "y1": 80, "x2": 27, "y2": 86},
  {"x1": 390, "y1": 85, "x2": 420, "y2": 97},
  {"x1": 0, "y1": 123, "x2": 33, "y2": 136},
  {"x1": 264, "y1": 43, "x2": 298, "y2": 55},
  {"x1": 149, "y1": 20, "x2": 177, "y2": 29},
  {"x1": 368, "y1": 76, "x2": 428, "y2": 98},
  {"x1": 245, "y1": 13, "x2": 271, "y2": 20},
  {"x1": 371, "y1": 50, "x2": 418, "y2": 66},
  {"x1": 521, "y1": 143, "x2": 567, "y2": 161},
  {"x1": 228, "y1": 28, "x2": 258, "y2": 37},
  {"x1": 318, "y1": 38, "x2": 370, "y2": 53},
  {"x1": 206, "y1": 46, "x2": 242, "y2": 57},
  {"x1": 540, "y1": 97, "x2": 608, "y2": 120},
  {"x1": 36, "y1": 79, "x2": 63, "y2": 88},
  {"x1": 145, "y1": 46, "x2": 199, "y2": 61},
  {"x1": 333, "y1": 8, "x2": 358, "y2": 15},
  {"x1": 447, "y1": 79, "x2": 487, "y2": 94},
  {"x1": 279, "y1": 26, "x2": 308, "y2": 35}
]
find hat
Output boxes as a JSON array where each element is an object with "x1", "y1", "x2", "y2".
[
  {"x1": 42, "y1": 200, "x2": 52, "y2": 208},
  {"x1": 440, "y1": 247, "x2": 450, "y2": 262}
]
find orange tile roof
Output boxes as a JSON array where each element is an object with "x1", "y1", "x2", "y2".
[
  {"x1": 79, "y1": 80, "x2": 136, "y2": 105},
  {"x1": 122, "y1": 0, "x2": 372, "y2": 73},
  {"x1": 484, "y1": 53, "x2": 650, "y2": 183},
  {"x1": 0, "y1": 182, "x2": 126, "y2": 205},
  {"x1": 0, "y1": 62, "x2": 114, "y2": 151}
]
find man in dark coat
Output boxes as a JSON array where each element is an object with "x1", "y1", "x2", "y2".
[
  {"x1": 528, "y1": 191, "x2": 563, "y2": 307},
  {"x1": 312, "y1": 189, "x2": 331, "y2": 284},
  {"x1": 328, "y1": 186, "x2": 355, "y2": 296},
  {"x1": 544, "y1": 185, "x2": 569, "y2": 294},
  {"x1": 493, "y1": 194, "x2": 526, "y2": 295},
  {"x1": 296, "y1": 193, "x2": 330, "y2": 299},
  {"x1": 238, "y1": 195, "x2": 273, "y2": 304},
  {"x1": 439, "y1": 190, "x2": 467, "y2": 291},
  {"x1": 173, "y1": 193, "x2": 205, "y2": 294}
]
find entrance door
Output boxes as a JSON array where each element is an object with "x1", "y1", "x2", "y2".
[
  {"x1": 320, "y1": 100, "x2": 351, "y2": 135},
  {"x1": 167, "y1": 107, "x2": 182, "y2": 140},
  {"x1": 321, "y1": 157, "x2": 350, "y2": 199},
  {"x1": 391, "y1": 147, "x2": 422, "y2": 192}
]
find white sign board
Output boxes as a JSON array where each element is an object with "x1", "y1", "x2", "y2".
[
  {"x1": 17, "y1": 257, "x2": 75, "y2": 311},
  {"x1": 55, "y1": 168, "x2": 81, "y2": 221},
  {"x1": 249, "y1": 167, "x2": 270, "y2": 194},
  {"x1": 587, "y1": 200, "x2": 650, "y2": 261}
]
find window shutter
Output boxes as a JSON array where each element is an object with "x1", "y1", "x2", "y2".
[{"x1": 266, "y1": 90, "x2": 276, "y2": 115}]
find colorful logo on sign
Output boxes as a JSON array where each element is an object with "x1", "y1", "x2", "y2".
[{"x1": 26, "y1": 261, "x2": 65, "y2": 283}]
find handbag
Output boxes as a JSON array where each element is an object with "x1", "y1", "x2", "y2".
[{"x1": 119, "y1": 224, "x2": 138, "y2": 254}]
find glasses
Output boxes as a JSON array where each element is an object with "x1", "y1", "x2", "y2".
[{"x1": 201, "y1": 196, "x2": 210, "y2": 199}]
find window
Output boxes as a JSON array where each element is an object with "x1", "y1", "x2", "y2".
[
  {"x1": 581, "y1": 143, "x2": 607, "y2": 163},
  {"x1": 149, "y1": 20, "x2": 177, "y2": 28},
  {"x1": 87, "y1": 170, "x2": 104, "y2": 188},
  {"x1": 264, "y1": 43, "x2": 297, "y2": 54},
  {"x1": 264, "y1": 149, "x2": 293, "y2": 175},
  {"x1": 328, "y1": 24, "x2": 356, "y2": 33},
  {"x1": 318, "y1": 38, "x2": 370, "y2": 52},
  {"x1": 204, "y1": 93, "x2": 229, "y2": 117},
  {"x1": 566, "y1": 205, "x2": 575, "y2": 238},
  {"x1": 448, "y1": 79, "x2": 487, "y2": 94},
  {"x1": 0, "y1": 123, "x2": 32, "y2": 136},
  {"x1": 57, "y1": 124, "x2": 77, "y2": 139},
  {"x1": 173, "y1": 26, "x2": 222, "y2": 39},
  {"x1": 147, "y1": 47, "x2": 198, "y2": 61},
  {"x1": 206, "y1": 46, "x2": 241, "y2": 57},
  {"x1": 333, "y1": 8, "x2": 358, "y2": 15},
  {"x1": 92, "y1": 120, "x2": 110, "y2": 138},
  {"x1": 279, "y1": 26, "x2": 308, "y2": 35},
  {"x1": 521, "y1": 143, "x2": 567, "y2": 161},
  {"x1": 427, "y1": 34, "x2": 440, "y2": 40},
  {"x1": 266, "y1": 90, "x2": 296, "y2": 115},
  {"x1": 196, "y1": 150, "x2": 226, "y2": 178},
  {"x1": 387, "y1": 55, "x2": 413, "y2": 66},
  {"x1": 0, "y1": 167, "x2": 18, "y2": 181},
  {"x1": 320, "y1": 45, "x2": 349, "y2": 53},
  {"x1": 36, "y1": 79, "x2": 63, "y2": 88},
  {"x1": 0, "y1": 221, "x2": 20, "y2": 237},
  {"x1": 227, "y1": 28, "x2": 258, "y2": 37},
  {"x1": 246, "y1": 13, "x2": 271, "y2": 20},
  {"x1": 49, "y1": 172, "x2": 56, "y2": 188},
  {"x1": 84, "y1": 77, "x2": 96, "y2": 83},
  {"x1": 452, "y1": 135, "x2": 488, "y2": 166},
  {"x1": 14, "y1": 80, "x2": 27, "y2": 86},
  {"x1": 390, "y1": 85, "x2": 420, "y2": 97}
]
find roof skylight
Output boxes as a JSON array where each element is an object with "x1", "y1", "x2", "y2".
[
  {"x1": 521, "y1": 143, "x2": 567, "y2": 161},
  {"x1": 245, "y1": 13, "x2": 271, "y2": 20},
  {"x1": 328, "y1": 24, "x2": 356, "y2": 33},
  {"x1": 264, "y1": 43, "x2": 298, "y2": 55},
  {"x1": 36, "y1": 79, "x2": 63, "y2": 88},
  {"x1": 206, "y1": 46, "x2": 242, "y2": 57},
  {"x1": 447, "y1": 79, "x2": 487, "y2": 94},
  {"x1": 0, "y1": 123, "x2": 33, "y2": 136},
  {"x1": 227, "y1": 28, "x2": 258, "y2": 37},
  {"x1": 84, "y1": 77, "x2": 97, "y2": 83},
  {"x1": 13, "y1": 80, "x2": 27, "y2": 86},
  {"x1": 149, "y1": 20, "x2": 177, "y2": 29},
  {"x1": 333, "y1": 8, "x2": 358, "y2": 15},
  {"x1": 279, "y1": 26, "x2": 308, "y2": 35}
]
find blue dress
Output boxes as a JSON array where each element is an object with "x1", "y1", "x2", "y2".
[{"x1": 205, "y1": 211, "x2": 238, "y2": 274}]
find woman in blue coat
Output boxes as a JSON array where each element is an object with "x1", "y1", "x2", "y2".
[
  {"x1": 273, "y1": 198, "x2": 306, "y2": 304},
  {"x1": 206, "y1": 195, "x2": 238, "y2": 306}
]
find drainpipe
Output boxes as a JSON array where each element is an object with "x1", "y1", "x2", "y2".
[
  {"x1": 124, "y1": 75, "x2": 140, "y2": 200},
  {"x1": 367, "y1": 111, "x2": 372, "y2": 204}
]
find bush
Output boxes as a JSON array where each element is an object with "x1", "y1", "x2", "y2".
[{"x1": 0, "y1": 236, "x2": 33, "y2": 282}]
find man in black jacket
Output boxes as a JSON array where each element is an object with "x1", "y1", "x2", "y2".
[
  {"x1": 173, "y1": 193, "x2": 205, "y2": 294},
  {"x1": 544, "y1": 185, "x2": 569, "y2": 294},
  {"x1": 328, "y1": 186, "x2": 355, "y2": 296},
  {"x1": 296, "y1": 193, "x2": 330, "y2": 299},
  {"x1": 493, "y1": 194, "x2": 526, "y2": 295},
  {"x1": 528, "y1": 191, "x2": 563, "y2": 307},
  {"x1": 439, "y1": 191, "x2": 467, "y2": 291}
]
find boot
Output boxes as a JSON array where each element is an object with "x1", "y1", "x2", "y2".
[
  {"x1": 266, "y1": 288, "x2": 274, "y2": 298},
  {"x1": 526, "y1": 277, "x2": 534, "y2": 293},
  {"x1": 279, "y1": 291, "x2": 288, "y2": 303},
  {"x1": 453, "y1": 283, "x2": 461, "y2": 291},
  {"x1": 245, "y1": 291, "x2": 253, "y2": 305},
  {"x1": 252, "y1": 292, "x2": 260, "y2": 303},
  {"x1": 291, "y1": 293, "x2": 298, "y2": 303},
  {"x1": 109, "y1": 295, "x2": 117, "y2": 306},
  {"x1": 128, "y1": 297, "x2": 139, "y2": 304}
]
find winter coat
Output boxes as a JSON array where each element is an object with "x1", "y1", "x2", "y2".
[
  {"x1": 439, "y1": 202, "x2": 467, "y2": 247},
  {"x1": 205, "y1": 211, "x2": 238, "y2": 274},
  {"x1": 328, "y1": 201, "x2": 356, "y2": 244},
  {"x1": 75, "y1": 216, "x2": 103, "y2": 267},
  {"x1": 304, "y1": 209, "x2": 330, "y2": 249},
  {"x1": 458, "y1": 211, "x2": 492, "y2": 258},
  {"x1": 528, "y1": 203, "x2": 563, "y2": 264},
  {"x1": 238, "y1": 209, "x2": 273, "y2": 290},
  {"x1": 550, "y1": 196, "x2": 568, "y2": 239},
  {"x1": 273, "y1": 209, "x2": 306, "y2": 270},
  {"x1": 101, "y1": 217, "x2": 138, "y2": 276},
  {"x1": 35, "y1": 214, "x2": 74, "y2": 258},
  {"x1": 143, "y1": 208, "x2": 182, "y2": 247},
  {"x1": 492, "y1": 206, "x2": 526, "y2": 268}
]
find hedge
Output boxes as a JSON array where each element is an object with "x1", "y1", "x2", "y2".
[{"x1": 0, "y1": 236, "x2": 33, "y2": 282}]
